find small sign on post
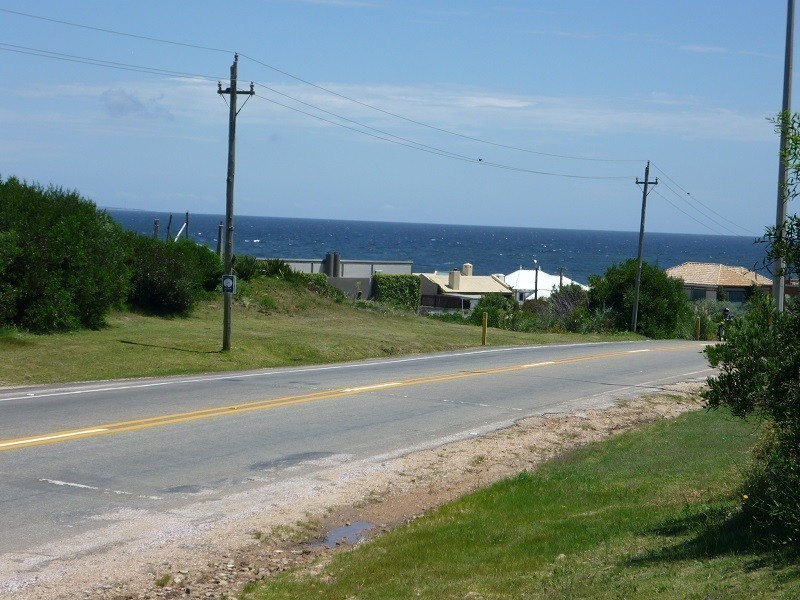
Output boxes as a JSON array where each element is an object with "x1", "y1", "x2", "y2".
[{"x1": 222, "y1": 274, "x2": 236, "y2": 295}]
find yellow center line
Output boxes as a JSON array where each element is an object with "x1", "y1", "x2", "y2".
[{"x1": 0, "y1": 345, "x2": 690, "y2": 451}]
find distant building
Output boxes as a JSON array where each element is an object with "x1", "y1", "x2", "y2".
[
  {"x1": 273, "y1": 252, "x2": 414, "y2": 300},
  {"x1": 665, "y1": 262, "x2": 771, "y2": 304},
  {"x1": 419, "y1": 263, "x2": 513, "y2": 314},
  {"x1": 502, "y1": 268, "x2": 588, "y2": 303}
]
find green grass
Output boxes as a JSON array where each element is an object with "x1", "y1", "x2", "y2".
[
  {"x1": 0, "y1": 278, "x2": 636, "y2": 386},
  {"x1": 242, "y1": 408, "x2": 800, "y2": 599}
]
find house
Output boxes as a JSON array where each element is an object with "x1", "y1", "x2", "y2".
[
  {"x1": 419, "y1": 263, "x2": 513, "y2": 314},
  {"x1": 665, "y1": 262, "x2": 771, "y2": 304},
  {"x1": 502, "y1": 268, "x2": 588, "y2": 303}
]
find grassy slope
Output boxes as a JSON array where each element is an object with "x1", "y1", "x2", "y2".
[
  {"x1": 0, "y1": 278, "x2": 635, "y2": 386},
  {"x1": 244, "y1": 408, "x2": 800, "y2": 599}
]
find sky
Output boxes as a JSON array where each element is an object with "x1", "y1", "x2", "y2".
[{"x1": 0, "y1": 1, "x2": 794, "y2": 236}]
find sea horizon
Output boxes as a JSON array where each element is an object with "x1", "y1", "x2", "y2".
[{"x1": 107, "y1": 208, "x2": 770, "y2": 285}]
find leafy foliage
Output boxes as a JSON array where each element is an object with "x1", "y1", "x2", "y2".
[
  {"x1": 0, "y1": 176, "x2": 130, "y2": 332},
  {"x1": 261, "y1": 258, "x2": 295, "y2": 279},
  {"x1": 469, "y1": 293, "x2": 519, "y2": 329},
  {"x1": 703, "y1": 112, "x2": 800, "y2": 542},
  {"x1": 126, "y1": 236, "x2": 222, "y2": 314},
  {"x1": 233, "y1": 254, "x2": 262, "y2": 281},
  {"x1": 704, "y1": 292, "x2": 800, "y2": 540},
  {"x1": 588, "y1": 258, "x2": 692, "y2": 338},
  {"x1": 373, "y1": 274, "x2": 421, "y2": 312}
]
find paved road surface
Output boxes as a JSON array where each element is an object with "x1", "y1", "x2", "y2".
[{"x1": 0, "y1": 340, "x2": 712, "y2": 559}]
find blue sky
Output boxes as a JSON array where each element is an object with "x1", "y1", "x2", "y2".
[{"x1": 0, "y1": 1, "x2": 793, "y2": 235}]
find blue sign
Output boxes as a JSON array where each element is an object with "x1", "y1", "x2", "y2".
[{"x1": 222, "y1": 274, "x2": 236, "y2": 294}]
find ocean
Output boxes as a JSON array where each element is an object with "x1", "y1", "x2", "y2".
[{"x1": 107, "y1": 209, "x2": 769, "y2": 285}]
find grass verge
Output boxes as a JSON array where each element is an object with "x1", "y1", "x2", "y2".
[
  {"x1": 0, "y1": 278, "x2": 637, "y2": 386},
  {"x1": 242, "y1": 408, "x2": 800, "y2": 599}
]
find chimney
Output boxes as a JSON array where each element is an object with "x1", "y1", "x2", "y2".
[
  {"x1": 462, "y1": 263, "x2": 473, "y2": 276},
  {"x1": 448, "y1": 269, "x2": 461, "y2": 290}
]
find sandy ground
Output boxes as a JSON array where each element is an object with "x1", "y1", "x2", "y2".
[{"x1": 1, "y1": 381, "x2": 708, "y2": 600}]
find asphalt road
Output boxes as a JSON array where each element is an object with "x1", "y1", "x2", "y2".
[{"x1": 0, "y1": 340, "x2": 712, "y2": 558}]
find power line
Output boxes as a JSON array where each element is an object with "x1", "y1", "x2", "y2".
[
  {"x1": 1, "y1": 6, "x2": 642, "y2": 164},
  {"x1": 252, "y1": 93, "x2": 636, "y2": 180},
  {"x1": 240, "y1": 54, "x2": 642, "y2": 164},
  {"x1": 653, "y1": 190, "x2": 733, "y2": 236},
  {"x1": 0, "y1": 8, "x2": 230, "y2": 55},
  {"x1": 651, "y1": 162, "x2": 756, "y2": 236},
  {"x1": 0, "y1": 43, "x2": 224, "y2": 81},
  {"x1": 656, "y1": 178, "x2": 752, "y2": 237},
  {"x1": 0, "y1": 38, "x2": 635, "y2": 181}
]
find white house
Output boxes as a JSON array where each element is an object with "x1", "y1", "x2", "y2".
[{"x1": 502, "y1": 268, "x2": 588, "y2": 302}]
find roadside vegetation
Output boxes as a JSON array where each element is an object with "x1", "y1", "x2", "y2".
[
  {"x1": 0, "y1": 272, "x2": 635, "y2": 386},
  {"x1": 242, "y1": 406, "x2": 799, "y2": 599},
  {"x1": 700, "y1": 111, "x2": 800, "y2": 546},
  {"x1": 4, "y1": 168, "x2": 799, "y2": 594}
]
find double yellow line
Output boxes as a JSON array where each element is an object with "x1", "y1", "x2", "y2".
[{"x1": 0, "y1": 347, "x2": 672, "y2": 451}]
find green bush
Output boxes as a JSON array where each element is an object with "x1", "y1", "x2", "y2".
[
  {"x1": 704, "y1": 292, "x2": 800, "y2": 541},
  {"x1": 588, "y1": 259, "x2": 692, "y2": 338},
  {"x1": 261, "y1": 258, "x2": 295, "y2": 279},
  {"x1": 373, "y1": 274, "x2": 421, "y2": 312},
  {"x1": 0, "y1": 176, "x2": 130, "y2": 332},
  {"x1": 126, "y1": 236, "x2": 222, "y2": 314},
  {"x1": 469, "y1": 293, "x2": 519, "y2": 329},
  {"x1": 298, "y1": 272, "x2": 347, "y2": 302},
  {"x1": 233, "y1": 254, "x2": 262, "y2": 281}
]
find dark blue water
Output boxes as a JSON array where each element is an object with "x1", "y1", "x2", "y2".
[{"x1": 107, "y1": 209, "x2": 768, "y2": 285}]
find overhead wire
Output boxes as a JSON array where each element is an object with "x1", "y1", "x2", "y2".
[
  {"x1": 0, "y1": 43, "x2": 224, "y2": 81},
  {"x1": 1, "y1": 6, "x2": 764, "y2": 225},
  {"x1": 655, "y1": 177, "x2": 752, "y2": 237},
  {"x1": 652, "y1": 190, "x2": 732, "y2": 236},
  {"x1": 651, "y1": 162, "x2": 757, "y2": 236},
  {"x1": 1, "y1": 6, "x2": 641, "y2": 165},
  {"x1": 252, "y1": 89, "x2": 635, "y2": 180},
  {"x1": 0, "y1": 38, "x2": 636, "y2": 181}
]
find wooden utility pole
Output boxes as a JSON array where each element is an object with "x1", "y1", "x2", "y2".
[
  {"x1": 218, "y1": 54, "x2": 255, "y2": 351},
  {"x1": 775, "y1": 0, "x2": 795, "y2": 313},
  {"x1": 631, "y1": 161, "x2": 658, "y2": 333}
]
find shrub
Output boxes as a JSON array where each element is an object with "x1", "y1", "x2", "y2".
[
  {"x1": 588, "y1": 259, "x2": 692, "y2": 338},
  {"x1": 543, "y1": 284, "x2": 591, "y2": 332},
  {"x1": 233, "y1": 254, "x2": 262, "y2": 281},
  {"x1": 126, "y1": 236, "x2": 222, "y2": 314},
  {"x1": 373, "y1": 274, "x2": 420, "y2": 312},
  {"x1": 261, "y1": 258, "x2": 295, "y2": 278},
  {"x1": 704, "y1": 291, "x2": 800, "y2": 541},
  {"x1": 0, "y1": 176, "x2": 129, "y2": 332},
  {"x1": 469, "y1": 293, "x2": 519, "y2": 329}
]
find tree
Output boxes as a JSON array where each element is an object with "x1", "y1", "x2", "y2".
[
  {"x1": 588, "y1": 259, "x2": 691, "y2": 338},
  {"x1": 702, "y1": 111, "x2": 800, "y2": 540}
]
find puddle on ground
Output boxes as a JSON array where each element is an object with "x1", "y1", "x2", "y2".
[{"x1": 320, "y1": 521, "x2": 375, "y2": 548}]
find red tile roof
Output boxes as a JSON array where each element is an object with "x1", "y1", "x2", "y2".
[{"x1": 665, "y1": 262, "x2": 771, "y2": 287}]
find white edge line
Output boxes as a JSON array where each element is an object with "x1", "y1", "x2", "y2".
[{"x1": 1, "y1": 341, "x2": 684, "y2": 403}]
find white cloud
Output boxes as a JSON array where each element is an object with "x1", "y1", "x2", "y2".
[
  {"x1": 679, "y1": 44, "x2": 727, "y2": 54},
  {"x1": 101, "y1": 89, "x2": 174, "y2": 120}
]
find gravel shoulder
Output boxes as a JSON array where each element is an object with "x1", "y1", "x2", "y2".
[{"x1": 2, "y1": 381, "x2": 708, "y2": 600}]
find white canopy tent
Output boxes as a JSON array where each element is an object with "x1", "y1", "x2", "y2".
[{"x1": 502, "y1": 268, "x2": 588, "y2": 302}]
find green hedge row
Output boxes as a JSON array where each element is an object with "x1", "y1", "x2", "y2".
[
  {"x1": 0, "y1": 176, "x2": 223, "y2": 332},
  {"x1": 373, "y1": 274, "x2": 420, "y2": 312}
]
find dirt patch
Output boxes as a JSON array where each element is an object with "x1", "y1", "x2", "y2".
[{"x1": 3, "y1": 382, "x2": 708, "y2": 600}]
